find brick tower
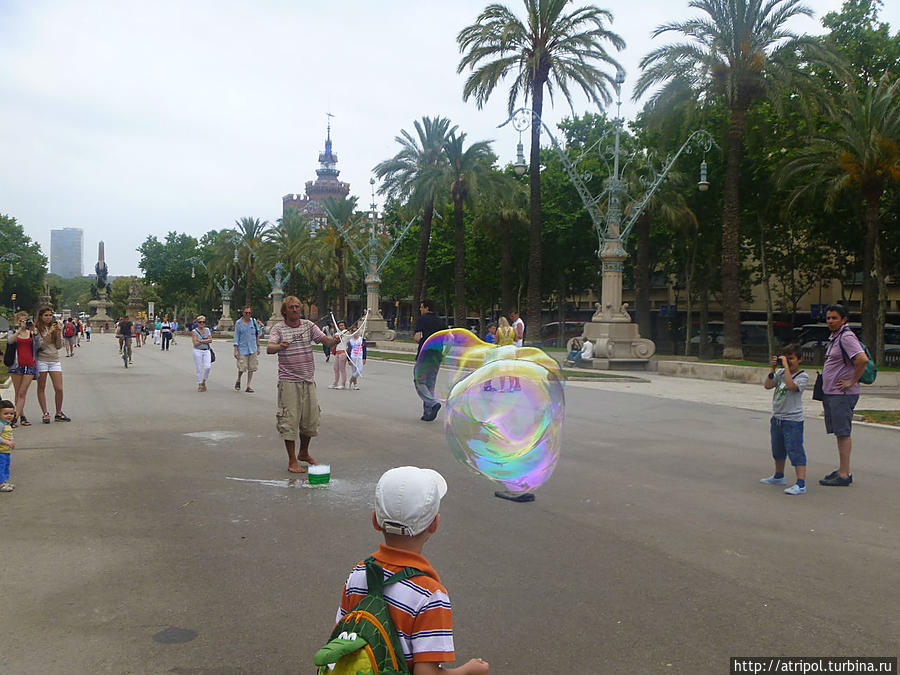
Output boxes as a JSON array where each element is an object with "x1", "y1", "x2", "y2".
[{"x1": 282, "y1": 116, "x2": 350, "y2": 231}]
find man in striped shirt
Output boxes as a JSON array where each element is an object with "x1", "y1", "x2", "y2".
[
  {"x1": 267, "y1": 296, "x2": 338, "y2": 474},
  {"x1": 335, "y1": 467, "x2": 490, "y2": 675}
]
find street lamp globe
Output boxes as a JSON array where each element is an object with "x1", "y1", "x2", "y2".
[
  {"x1": 698, "y1": 159, "x2": 710, "y2": 191},
  {"x1": 514, "y1": 140, "x2": 527, "y2": 175}
]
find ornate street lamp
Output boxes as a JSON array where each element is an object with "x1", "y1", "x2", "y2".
[
  {"x1": 323, "y1": 176, "x2": 419, "y2": 341},
  {"x1": 0, "y1": 253, "x2": 19, "y2": 275},
  {"x1": 500, "y1": 71, "x2": 717, "y2": 368}
]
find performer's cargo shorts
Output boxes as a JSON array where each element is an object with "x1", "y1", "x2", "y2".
[{"x1": 276, "y1": 380, "x2": 320, "y2": 440}]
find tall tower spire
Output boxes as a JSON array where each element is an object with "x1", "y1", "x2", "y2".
[{"x1": 317, "y1": 113, "x2": 339, "y2": 180}]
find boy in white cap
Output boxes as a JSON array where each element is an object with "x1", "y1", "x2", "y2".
[{"x1": 332, "y1": 467, "x2": 489, "y2": 674}]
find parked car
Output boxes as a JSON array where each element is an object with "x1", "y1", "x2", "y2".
[
  {"x1": 796, "y1": 323, "x2": 862, "y2": 349},
  {"x1": 540, "y1": 321, "x2": 585, "y2": 346},
  {"x1": 739, "y1": 321, "x2": 795, "y2": 347}
]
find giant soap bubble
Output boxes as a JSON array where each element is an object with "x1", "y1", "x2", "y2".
[{"x1": 414, "y1": 329, "x2": 565, "y2": 493}]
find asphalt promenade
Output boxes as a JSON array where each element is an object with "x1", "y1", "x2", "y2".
[{"x1": 2, "y1": 334, "x2": 898, "y2": 674}]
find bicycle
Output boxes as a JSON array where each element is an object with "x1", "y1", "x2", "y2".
[{"x1": 122, "y1": 337, "x2": 132, "y2": 368}]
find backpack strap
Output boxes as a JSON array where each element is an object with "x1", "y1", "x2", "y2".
[{"x1": 364, "y1": 557, "x2": 426, "y2": 598}]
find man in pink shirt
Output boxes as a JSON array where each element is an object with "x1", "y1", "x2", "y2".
[
  {"x1": 267, "y1": 296, "x2": 338, "y2": 474},
  {"x1": 819, "y1": 305, "x2": 869, "y2": 487}
]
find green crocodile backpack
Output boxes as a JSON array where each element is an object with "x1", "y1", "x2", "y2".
[{"x1": 315, "y1": 557, "x2": 426, "y2": 675}]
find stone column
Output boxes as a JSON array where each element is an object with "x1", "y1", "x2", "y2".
[
  {"x1": 267, "y1": 289, "x2": 284, "y2": 328},
  {"x1": 361, "y1": 268, "x2": 394, "y2": 342},
  {"x1": 218, "y1": 298, "x2": 234, "y2": 331}
]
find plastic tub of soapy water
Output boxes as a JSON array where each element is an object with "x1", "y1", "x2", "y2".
[{"x1": 308, "y1": 464, "x2": 331, "y2": 485}]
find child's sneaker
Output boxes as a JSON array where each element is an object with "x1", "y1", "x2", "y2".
[
  {"x1": 0, "y1": 482, "x2": 14, "y2": 492},
  {"x1": 784, "y1": 484, "x2": 806, "y2": 495},
  {"x1": 760, "y1": 475, "x2": 787, "y2": 485}
]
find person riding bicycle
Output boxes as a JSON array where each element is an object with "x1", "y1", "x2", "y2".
[{"x1": 117, "y1": 316, "x2": 134, "y2": 365}]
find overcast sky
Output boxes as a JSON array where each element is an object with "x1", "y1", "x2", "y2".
[{"x1": 2, "y1": 0, "x2": 896, "y2": 277}]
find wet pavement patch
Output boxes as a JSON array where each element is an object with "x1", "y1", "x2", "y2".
[{"x1": 153, "y1": 626, "x2": 198, "y2": 644}]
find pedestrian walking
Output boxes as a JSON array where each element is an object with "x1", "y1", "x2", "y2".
[
  {"x1": 266, "y1": 296, "x2": 338, "y2": 473},
  {"x1": 191, "y1": 316, "x2": 214, "y2": 392},
  {"x1": 62, "y1": 317, "x2": 76, "y2": 357},
  {"x1": 85, "y1": 323, "x2": 91, "y2": 341},
  {"x1": 160, "y1": 318, "x2": 172, "y2": 351},
  {"x1": 347, "y1": 331, "x2": 366, "y2": 390},
  {"x1": 6, "y1": 312, "x2": 40, "y2": 427},
  {"x1": 233, "y1": 305, "x2": 262, "y2": 393},
  {"x1": 154, "y1": 317, "x2": 162, "y2": 345},
  {"x1": 34, "y1": 307, "x2": 71, "y2": 423},
  {"x1": 413, "y1": 299, "x2": 448, "y2": 421}
]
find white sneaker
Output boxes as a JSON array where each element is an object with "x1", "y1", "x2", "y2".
[
  {"x1": 351, "y1": 384, "x2": 360, "y2": 390},
  {"x1": 335, "y1": 385, "x2": 345, "y2": 390},
  {"x1": 760, "y1": 475, "x2": 787, "y2": 485},
  {"x1": 784, "y1": 484, "x2": 807, "y2": 495},
  {"x1": 328, "y1": 384, "x2": 338, "y2": 389}
]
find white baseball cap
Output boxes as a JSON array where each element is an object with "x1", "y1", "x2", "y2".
[{"x1": 375, "y1": 467, "x2": 448, "y2": 537}]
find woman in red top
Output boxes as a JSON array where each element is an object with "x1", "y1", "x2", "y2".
[{"x1": 6, "y1": 311, "x2": 40, "y2": 427}]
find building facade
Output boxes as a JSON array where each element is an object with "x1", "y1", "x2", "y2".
[
  {"x1": 282, "y1": 119, "x2": 350, "y2": 231},
  {"x1": 50, "y1": 227, "x2": 84, "y2": 278}
]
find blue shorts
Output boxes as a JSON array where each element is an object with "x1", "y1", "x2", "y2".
[
  {"x1": 8, "y1": 365, "x2": 37, "y2": 377},
  {"x1": 822, "y1": 394, "x2": 858, "y2": 437},
  {"x1": 770, "y1": 417, "x2": 806, "y2": 466}
]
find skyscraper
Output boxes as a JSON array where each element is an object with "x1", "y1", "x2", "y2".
[{"x1": 50, "y1": 227, "x2": 84, "y2": 278}]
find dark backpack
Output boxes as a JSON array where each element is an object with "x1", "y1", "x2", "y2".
[
  {"x1": 314, "y1": 558, "x2": 426, "y2": 675},
  {"x1": 837, "y1": 329, "x2": 877, "y2": 385}
]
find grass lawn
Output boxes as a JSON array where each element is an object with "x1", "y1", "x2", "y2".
[
  {"x1": 366, "y1": 350, "x2": 641, "y2": 380},
  {"x1": 855, "y1": 410, "x2": 900, "y2": 426}
]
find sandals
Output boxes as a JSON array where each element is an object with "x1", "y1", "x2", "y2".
[
  {"x1": 10, "y1": 416, "x2": 17, "y2": 429},
  {"x1": 20, "y1": 415, "x2": 31, "y2": 426},
  {"x1": 245, "y1": 387, "x2": 254, "y2": 393},
  {"x1": 198, "y1": 382, "x2": 207, "y2": 392},
  {"x1": 234, "y1": 380, "x2": 241, "y2": 391}
]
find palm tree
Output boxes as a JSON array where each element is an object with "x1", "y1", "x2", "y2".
[
  {"x1": 781, "y1": 75, "x2": 900, "y2": 362},
  {"x1": 322, "y1": 196, "x2": 361, "y2": 318},
  {"x1": 634, "y1": 0, "x2": 817, "y2": 359},
  {"x1": 472, "y1": 174, "x2": 529, "y2": 315},
  {"x1": 265, "y1": 210, "x2": 311, "y2": 297},
  {"x1": 441, "y1": 132, "x2": 495, "y2": 327},
  {"x1": 458, "y1": 0, "x2": 624, "y2": 342},
  {"x1": 374, "y1": 116, "x2": 456, "y2": 319},
  {"x1": 233, "y1": 217, "x2": 270, "y2": 307}
]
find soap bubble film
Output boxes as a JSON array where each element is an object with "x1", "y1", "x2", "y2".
[{"x1": 414, "y1": 329, "x2": 565, "y2": 492}]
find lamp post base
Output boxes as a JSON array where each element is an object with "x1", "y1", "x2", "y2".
[{"x1": 581, "y1": 308, "x2": 656, "y2": 369}]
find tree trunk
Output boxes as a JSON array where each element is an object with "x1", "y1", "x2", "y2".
[
  {"x1": 698, "y1": 281, "x2": 710, "y2": 359},
  {"x1": 875, "y1": 238, "x2": 886, "y2": 366},
  {"x1": 337, "y1": 245, "x2": 346, "y2": 320},
  {"x1": 684, "y1": 239, "x2": 696, "y2": 357},
  {"x1": 453, "y1": 196, "x2": 466, "y2": 329},
  {"x1": 412, "y1": 197, "x2": 435, "y2": 320},
  {"x1": 525, "y1": 80, "x2": 545, "y2": 345},
  {"x1": 760, "y1": 218, "x2": 775, "y2": 357},
  {"x1": 635, "y1": 211, "x2": 652, "y2": 338},
  {"x1": 557, "y1": 267, "x2": 566, "y2": 348},
  {"x1": 721, "y1": 103, "x2": 748, "y2": 360},
  {"x1": 861, "y1": 187, "x2": 882, "y2": 351},
  {"x1": 316, "y1": 276, "x2": 327, "y2": 323},
  {"x1": 500, "y1": 215, "x2": 513, "y2": 315}
]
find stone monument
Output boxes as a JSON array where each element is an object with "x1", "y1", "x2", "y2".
[
  {"x1": 88, "y1": 241, "x2": 114, "y2": 330},
  {"x1": 265, "y1": 262, "x2": 288, "y2": 328},
  {"x1": 38, "y1": 278, "x2": 53, "y2": 309},
  {"x1": 126, "y1": 277, "x2": 146, "y2": 319},
  {"x1": 215, "y1": 276, "x2": 235, "y2": 332}
]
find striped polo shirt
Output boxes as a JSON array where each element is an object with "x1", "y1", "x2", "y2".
[
  {"x1": 268, "y1": 320, "x2": 325, "y2": 382},
  {"x1": 336, "y1": 544, "x2": 455, "y2": 669}
]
